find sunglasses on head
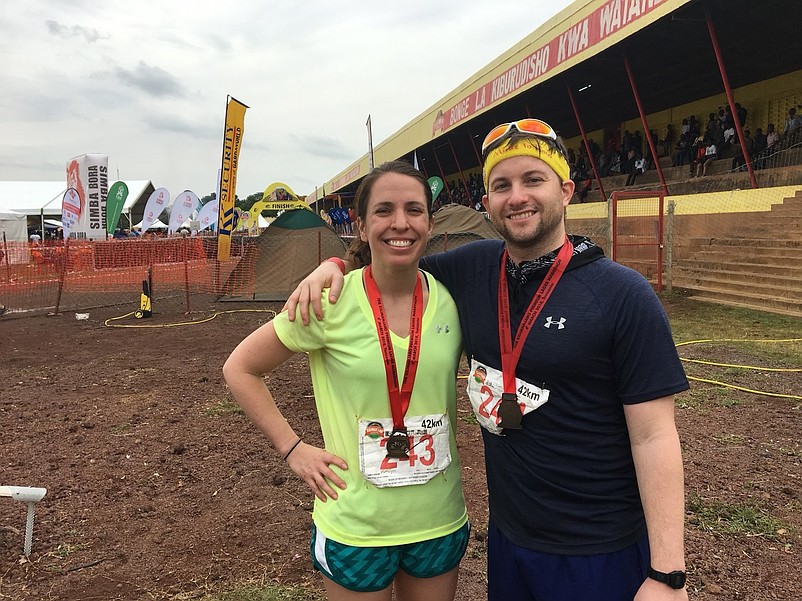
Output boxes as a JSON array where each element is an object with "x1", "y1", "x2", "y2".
[{"x1": 481, "y1": 119, "x2": 558, "y2": 154}]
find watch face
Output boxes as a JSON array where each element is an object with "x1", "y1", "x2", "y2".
[
  {"x1": 667, "y1": 571, "x2": 687, "y2": 589},
  {"x1": 649, "y1": 567, "x2": 687, "y2": 589}
]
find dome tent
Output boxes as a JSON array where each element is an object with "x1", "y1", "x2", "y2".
[
  {"x1": 220, "y1": 208, "x2": 347, "y2": 302},
  {"x1": 425, "y1": 203, "x2": 502, "y2": 254}
]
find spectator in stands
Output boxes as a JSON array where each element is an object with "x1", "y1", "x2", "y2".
[
  {"x1": 603, "y1": 134, "x2": 618, "y2": 175},
  {"x1": 680, "y1": 118, "x2": 689, "y2": 136},
  {"x1": 705, "y1": 113, "x2": 718, "y2": 138},
  {"x1": 753, "y1": 127, "x2": 767, "y2": 156},
  {"x1": 660, "y1": 124, "x2": 675, "y2": 157},
  {"x1": 672, "y1": 131, "x2": 692, "y2": 167},
  {"x1": 765, "y1": 123, "x2": 780, "y2": 152},
  {"x1": 735, "y1": 103, "x2": 748, "y2": 127},
  {"x1": 624, "y1": 148, "x2": 639, "y2": 186},
  {"x1": 688, "y1": 135, "x2": 708, "y2": 177},
  {"x1": 782, "y1": 107, "x2": 802, "y2": 146},
  {"x1": 695, "y1": 138, "x2": 719, "y2": 178},
  {"x1": 752, "y1": 127, "x2": 768, "y2": 169},
  {"x1": 688, "y1": 115, "x2": 701, "y2": 137},
  {"x1": 731, "y1": 129, "x2": 754, "y2": 172}
]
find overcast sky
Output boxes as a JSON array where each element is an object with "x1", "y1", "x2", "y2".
[{"x1": 1, "y1": 0, "x2": 574, "y2": 200}]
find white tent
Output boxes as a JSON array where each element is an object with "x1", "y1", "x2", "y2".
[
  {"x1": 0, "y1": 208, "x2": 27, "y2": 242},
  {"x1": 0, "y1": 180, "x2": 152, "y2": 216},
  {"x1": 133, "y1": 217, "x2": 168, "y2": 230}
]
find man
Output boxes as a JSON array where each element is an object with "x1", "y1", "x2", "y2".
[
  {"x1": 286, "y1": 119, "x2": 689, "y2": 601},
  {"x1": 782, "y1": 107, "x2": 802, "y2": 146}
]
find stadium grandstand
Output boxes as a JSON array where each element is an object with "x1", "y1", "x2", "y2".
[{"x1": 305, "y1": 0, "x2": 802, "y2": 316}]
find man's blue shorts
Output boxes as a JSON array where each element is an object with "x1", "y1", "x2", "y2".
[
  {"x1": 487, "y1": 521, "x2": 650, "y2": 601},
  {"x1": 311, "y1": 522, "x2": 470, "y2": 593}
]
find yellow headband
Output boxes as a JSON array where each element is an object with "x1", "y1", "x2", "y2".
[{"x1": 483, "y1": 138, "x2": 570, "y2": 189}]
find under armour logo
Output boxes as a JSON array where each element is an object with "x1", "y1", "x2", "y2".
[
  {"x1": 544, "y1": 316, "x2": 566, "y2": 329},
  {"x1": 435, "y1": 324, "x2": 450, "y2": 333}
]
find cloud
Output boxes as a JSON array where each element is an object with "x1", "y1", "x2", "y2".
[
  {"x1": 292, "y1": 134, "x2": 354, "y2": 161},
  {"x1": 145, "y1": 113, "x2": 217, "y2": 138},
  {"x1": 111, "y1": 62, "x2": 187, "y2": 98},
  {"x1": 45, "y1": 19, "x2": 106, "y2": 43}
]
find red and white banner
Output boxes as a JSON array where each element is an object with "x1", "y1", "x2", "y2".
[
  {"x1": 61, "y1": 188, "x2": 82, "y2": 240},
  {"x1": 197, "y1": 200, "x2": 219, "y2": 232},
  {"x1": 168, "y1": 190, "x2": 199, "y2": 234},
  {"x1": 65, "y1": 153, "x2": 108, "y2": 240},
  {"x1": 140, "y1": 188, "x2": 170, "y2": 232}
]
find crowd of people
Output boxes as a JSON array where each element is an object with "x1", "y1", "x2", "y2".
[{"x1": 565, "y1": 102, "x2": 802, "y2": 202}]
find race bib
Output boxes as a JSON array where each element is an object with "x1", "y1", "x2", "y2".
[
  {"x1": 358, "y1": 414, "x2": 451, "y2": 488},
  {"x1": 466, "y1": 359, "x2": 550, "y2": 435}
]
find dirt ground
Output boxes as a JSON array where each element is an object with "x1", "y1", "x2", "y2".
[{"x1": 0, "y1": 298, "x2": 800, "y2": 600}]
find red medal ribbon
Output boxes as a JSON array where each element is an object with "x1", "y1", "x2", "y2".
[
  {"x1": 497, "y1": 237, "x2": 573, "y2": 395},
  {"x1": 364, "y1": 266, "x2": 423, "y2": 432}
]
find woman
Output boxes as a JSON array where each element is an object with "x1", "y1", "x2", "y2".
[{"x1": 223, "y1": 161, "x2": 469, "y2": 601}]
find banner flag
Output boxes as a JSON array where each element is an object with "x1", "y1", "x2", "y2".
[
  {"x1": 366, "y1": 114, "x2": 375, "y2": 170},
  {"x1": 216, "y1": 96, "x2": 248, "y2": 260},
  {"x1": 197, "y1": 200, "x2": 219, "y2": 232},
  {"x1": 106, "y1": 181, "x2": 129, "y2": 234},
  {"x1": 140, "y1": 187, "x2": 170, "y2": 232},
  {"x1": 61, "y1": 188, "x2": 82, "y2": 240},
  {"x1": 65, "y1": 153, "x2": 108, "y2": 240},
  {"x1": 428, "y1": 176, "x2": 444, "y2": 205},
  {"x1": 168, "y1": 190, "x2": 199, "y2": 234}
]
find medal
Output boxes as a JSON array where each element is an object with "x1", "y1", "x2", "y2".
[
  {"x1": 497, "y1": 392, "x2": 522, "y2": 429},
  {"x1": 364, "y1": 267, "x2": 423, "y2": 461},
  {"x1": 386, "y1": 428, "x2": 410, "y2": 459},
  {"x1": 497, "y1": 238, "x2": 573, "y2": 431}
]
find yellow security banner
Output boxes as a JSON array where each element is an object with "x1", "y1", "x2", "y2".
[{"x1": 216, "y1": 97, "x2": 248, "y2": 261}]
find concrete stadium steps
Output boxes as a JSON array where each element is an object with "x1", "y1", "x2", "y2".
[{"x1": 672, "y1": 192, "x2": 802, "y2": 317}]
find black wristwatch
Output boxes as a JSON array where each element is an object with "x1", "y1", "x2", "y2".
[{"x1": 648, "y1": 566, "x2": 687, "y2": 589}]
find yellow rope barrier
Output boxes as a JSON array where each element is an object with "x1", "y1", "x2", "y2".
[
  {"x1": 103, "y1": 308, "x2": 276, "y2": 329},
  {"x1": 676, "y1": 337, "x2": 801, "y2": 400}
]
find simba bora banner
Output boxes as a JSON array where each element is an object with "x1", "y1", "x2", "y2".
[
  {"x1": 65, "y1": 153, "x2": 108, "y2": 240},
  {"x1": 216, "y1": 96, "x2": 248, "y2": 261}
]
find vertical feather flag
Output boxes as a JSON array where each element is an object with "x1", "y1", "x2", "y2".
[{"x1": 216, "y1": 96, "x2": 248, "y2": 261}]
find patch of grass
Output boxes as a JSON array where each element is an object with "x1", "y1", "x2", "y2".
[
  {"x1": 717, "y1": 396, "x2": 742, "y2": 408},
  {"x1": 459, "y1": 409, "x2": 479, "y2": 425},
  {"x1": 676, "y1": 385, "x2": 736, "y2": 412},
  {"x1": 53, "y1": 542, "x2": 90, "y2": 558},
  {"x1": 204, "y1": 399, "x2": 243, "y2": 417},
  {"x1": 200, "y1": 584, "x2": 324, "y2": 601},
  {"x1": 712, "y1": 433, "x2": 745, "y2": 444},
  {"x1": 110, "y1": 422, "x2": 130, "y2": 434},
  {"x1": 687, "y1": 493, "x2": 786, "y2": 538},
  {"x1": 665, "y1": 294, "x2": 802, "y2": 343}
]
